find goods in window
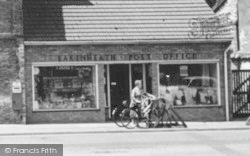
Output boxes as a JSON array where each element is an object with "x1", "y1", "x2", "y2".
[
  {"x1": 34, "y1": 66, "x2": 96, "y2": 110},
  {"x1": 54, "y1": 80, "x2": 63, "y2": 89}
]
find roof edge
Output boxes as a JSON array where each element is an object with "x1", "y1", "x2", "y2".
[
  {"x1": 213, "y1": 0, "x2": 227, "y2": 12},
  {"x1": 24, "y1": 39, "x2": 232, "y2": 46}
]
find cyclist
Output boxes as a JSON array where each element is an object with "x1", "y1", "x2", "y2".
[{"x1": 130, "y1": 80, "x2": 155, "y2": 126}]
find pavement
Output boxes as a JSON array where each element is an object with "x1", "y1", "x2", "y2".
[{"x1": 0, "y1": 121, "x2": 249, "y2": 136}]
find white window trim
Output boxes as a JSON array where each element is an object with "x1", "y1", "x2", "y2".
[
  {"x1": 157, "y1": 59, "x2": 222, "y2": 107},
  {"x1": 30, "y1": 59, "x2": 219, "y2": 65},
  {"x1": 32, "y1": 62, "x2": 99, "y2": 112}
]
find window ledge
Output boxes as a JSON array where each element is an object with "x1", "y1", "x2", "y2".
[
  {"x1": 32, "y1": 108, "x2": 101, "y2": 112},
  {"x1": 173, "y1": 105, "x2": 222, "y2": 108}
]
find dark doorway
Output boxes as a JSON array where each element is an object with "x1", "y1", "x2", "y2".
[
  {"x1": 110, "y1": 64, "x2": 130, "y2": 114},
  {"x1": 131, "y1": 64, "x2": 143, "y2": 88}
]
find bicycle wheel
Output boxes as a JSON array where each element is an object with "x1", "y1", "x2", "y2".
[
  {"x1": 137, "y1": 110, "x2": 152, "y2": 129},
  {"x1": 112, "y1": 107, "x2": 123, "y2": 127},
  {"x1": 121, "y1": 108, "x2": 139, "y2": 129}
]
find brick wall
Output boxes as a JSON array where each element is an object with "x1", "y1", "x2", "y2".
[
  {"x1": 0, "y1": 40, "x2": 19, "y2": 94},
  {"x1": 0, "y1": 0, "x2": 24, "y2": 124},
  {"x1": 216, "y1": 0, "x2": 238, "y2": 121},
  {"x1": 217, "y1": 0, "x2": 238, "y2": 52},
  {"x1": 25, "y1": 42, "x2": 231, "y2": 123},
  {"x1": 0, "y1": 0, "x2": 23, "y2": 36}
]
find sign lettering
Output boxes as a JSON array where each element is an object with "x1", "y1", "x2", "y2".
[{"x1": 52, "y1": 53, "x2": 210, "y2": 62}]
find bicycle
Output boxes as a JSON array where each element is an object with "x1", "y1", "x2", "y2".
[
  {"x1": 112, "y1": 100, "x2": 128, "y2": 127},
  {"x1": 121, "y1": 95, "x2": 187, "y2": 129},
  {"x1": 121, "y1": 96, "x2": 155, "y2": 129}
]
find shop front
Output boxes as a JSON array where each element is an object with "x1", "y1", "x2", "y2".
[
  {"x1": 22, "y1": 0, "x2": 234, "y2": 123},
  {"x1": 24, "y1": 43, "x2": 230, "y2": 123}
]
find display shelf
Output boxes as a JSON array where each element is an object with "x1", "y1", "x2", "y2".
[
  {"x1": 52, "y1": 88, "x2": 80, "y2": 92},
  {"x1": 51, "y1": 88, "x2": 81, "y2": 92},
  {"x1": 43, "y1": 76, "x2": 79, "y2": 80}
]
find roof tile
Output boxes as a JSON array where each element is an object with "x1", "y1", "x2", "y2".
[{"x1": 24, "y1": 0, "x2": 233, "y2": 42}]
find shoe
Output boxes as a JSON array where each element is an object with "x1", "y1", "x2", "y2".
[{"x1": 130, "y1": 122, "x2": 138, "y2": 128}]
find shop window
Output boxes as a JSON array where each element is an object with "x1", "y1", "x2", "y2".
[
  {"x1": 159, "y1": 63, "x2": 219, "y2": 106},
  {"x1": 33, "y1": 65, "x2": 97, "y2": 110}
]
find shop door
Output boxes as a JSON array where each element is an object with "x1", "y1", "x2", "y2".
[
  {"x1": 110, "y1": 64, "x2": 130, "y2": 113},
  {"x1": 108, "y1": 64, "x2": 152, "y2": 119}
]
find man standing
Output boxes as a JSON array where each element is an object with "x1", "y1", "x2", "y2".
[
  {"x1": 130, "y1": 80, "x2": 155, "y2": 127},
  {"x1": 130, "y1": 80, "x2": 143, "y2": 108}
]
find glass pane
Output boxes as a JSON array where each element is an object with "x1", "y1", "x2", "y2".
[
  {"x1": 33, "y1": 66, "x2": 96, "y2": 110},
  {"x1": 159, "y1": 64, "x2": 218, "y2": 106},
  {"x1": 104, "y1": 65, "x2": 108, "y2": 107},
  {"x1": 146, "y1": 64, "x2": 152, "y2": 93},
  {"x1": 131, "y1": 64, "x2": 143, "y2": 88},
  {"x1": 110, "y1": 64, "x2": 130, "y2": 111}
]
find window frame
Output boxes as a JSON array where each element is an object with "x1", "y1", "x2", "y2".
[
  {"x1": 32, "y1": 62, "x2": 99, "y2": 112},
  {"x1": 158, "y1": 60, "x2": 221, "y2": 107}
]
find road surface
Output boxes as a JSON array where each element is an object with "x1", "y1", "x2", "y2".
[{"x1": 0, "y1": 129, "x2": 249, "y2": 156}]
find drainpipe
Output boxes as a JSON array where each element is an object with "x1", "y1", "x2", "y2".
[
  {"x1": 236, "y1": 0, "x2": 240, "y2": 51},
  {"x1": 224, "y1": 45, "x2": 232, "y2": 121}
]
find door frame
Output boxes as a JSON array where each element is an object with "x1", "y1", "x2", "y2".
[{"x1": 107, "y1": 63, "x2": 147, "y2": 119}]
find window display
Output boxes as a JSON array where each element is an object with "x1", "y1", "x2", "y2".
[
  {"x1": 159, "y1": 63, "x2": 219, "y2": 106},
  {"x1": 33, "y1": 66, "x2": 97, "y2": 110}
]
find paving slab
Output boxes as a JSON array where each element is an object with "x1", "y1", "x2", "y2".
[{"x1": 0, "y1": 121, "x2": 249, "y2": 136}]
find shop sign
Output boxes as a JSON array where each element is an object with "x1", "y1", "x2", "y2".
[
  {"x1": 180, "y1": 65, "x2": 189, "y2": 77},
  {"x1": 12, "y1": 81, "x2": 22, "y2": 94},
  {"x1": 57, "y1": 54, "x2": 152, "y2": 62},
  {"x1": 54, "y1": 53, "x2": 210, "y2": 62},
  {"x1": 162, "y1": 53, "x2": 209, "y2": 60}
]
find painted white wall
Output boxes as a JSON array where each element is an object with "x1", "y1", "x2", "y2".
[
  {"x1": 238, "y1": 0, "x2": 250, "y2": 53},
  {"x1": 240, "y1": 62, "x2": 250, "y2": 70}
]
